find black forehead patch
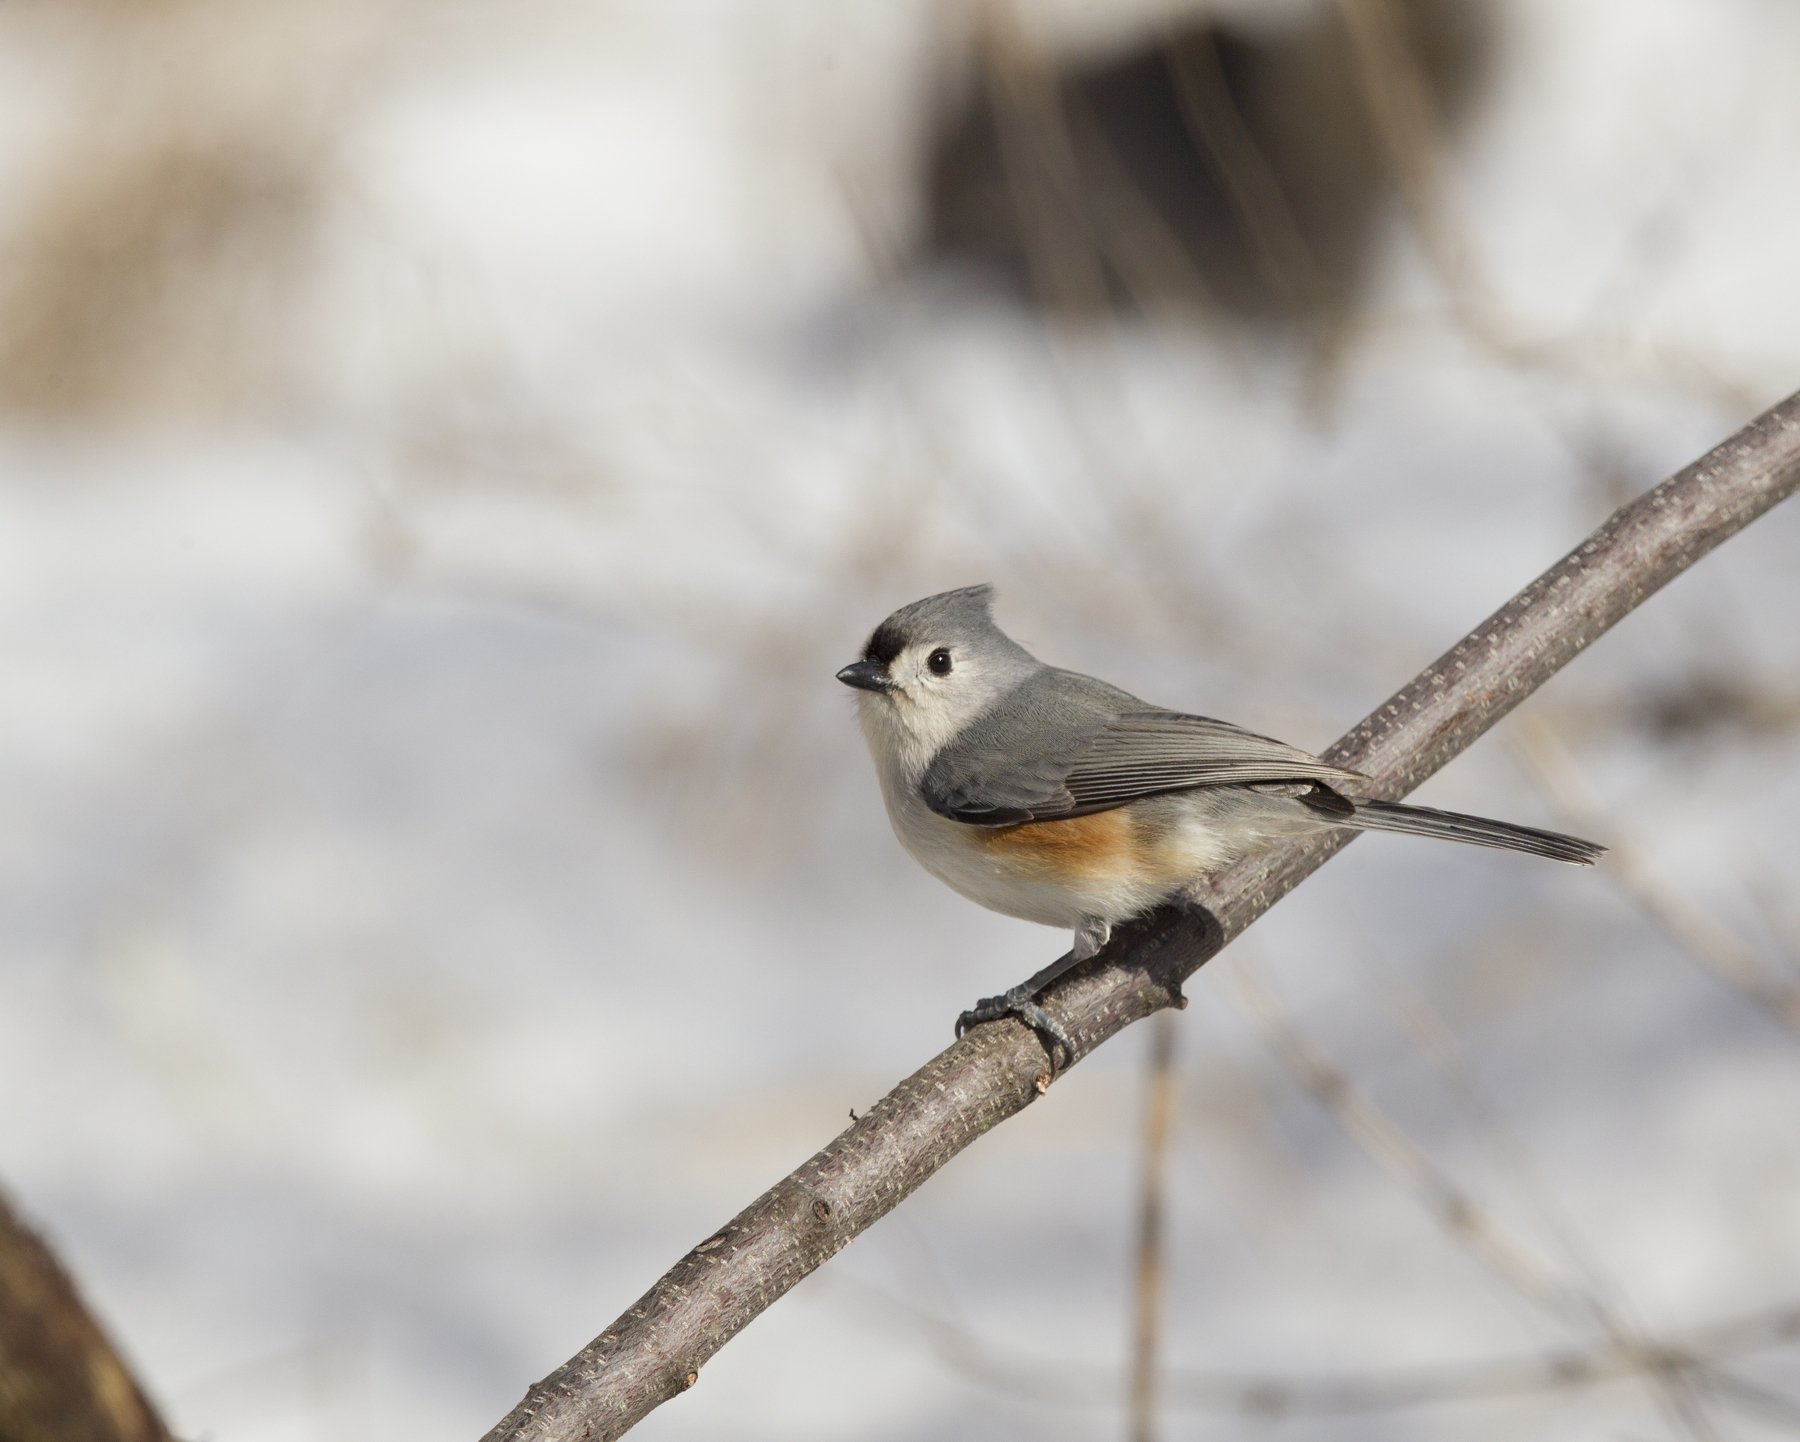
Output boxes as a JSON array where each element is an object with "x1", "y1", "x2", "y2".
[{"x1": 863, "y1": 621, "x2": 908, "y2": 667}]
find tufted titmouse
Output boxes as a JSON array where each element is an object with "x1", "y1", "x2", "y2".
[{"x1": 837, "y1": 585, "x2": 1603, "y2": 1068}]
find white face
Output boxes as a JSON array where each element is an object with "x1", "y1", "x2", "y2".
[{"x1": 854, "y1": 638, "x2": 1000, "y2": 776}]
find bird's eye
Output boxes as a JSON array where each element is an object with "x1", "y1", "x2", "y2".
[{"x1": 927, "y1": 648, "x2": 953, "y2": 676}]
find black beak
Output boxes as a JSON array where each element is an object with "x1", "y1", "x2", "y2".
[{"x1": 836, "y1": 659, "x2": 892, "y2": 693}]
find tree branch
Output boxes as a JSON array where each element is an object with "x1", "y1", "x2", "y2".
[
  {"x1": 482, "y1": 391, "x2": 1800, "y2": 1442},
  {"x1": 0, "y1": 1189, "x2": 177, "y2": 1442}
]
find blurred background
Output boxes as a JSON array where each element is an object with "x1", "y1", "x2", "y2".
[{"x1": 2, "y1": 1, "x2": 1799, "y2": 1438}]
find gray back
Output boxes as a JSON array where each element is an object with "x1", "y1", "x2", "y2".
[{"x1": 923, "y1": 666, "x2": 1365, "y2": 826}]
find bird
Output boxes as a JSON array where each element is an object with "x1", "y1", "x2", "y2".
[{"x1": 836, "y1": 584, "x2": 1603, "y2": 1069}]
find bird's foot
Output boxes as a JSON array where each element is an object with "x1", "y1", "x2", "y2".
[{"x1": 955, "y1": 987, "x2": 1077, "y2": 1074}]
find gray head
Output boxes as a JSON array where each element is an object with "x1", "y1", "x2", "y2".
[{"x1": 837, "y1": 585, "x2": 1042, "y2": 763}]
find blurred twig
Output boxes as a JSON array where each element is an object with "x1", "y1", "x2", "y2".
[
  {"x1": 1235, "y1": 963, "x2": 1721, "y2": 1440},
  {"x1": 1374, "y1": 964, "x2": 1753, "y2": 1439},
  {"x1": 826, "y1": 1269, "x2": 1800, "y2": 1419},
  {"x1": 1370, "y1": 962, "x2": 1629, "y2": 1316},
  {"x1": 1336, "y1": 0, "x2": 1771, "y2": 416},
  {"x1": 1162, "y1": 24, "x2": 1327, "y2": 316},
  {"x1": 1128, "y1": 1012, "x2": 1179, "y2": 1442},
  {"x1": 1514, "y1": 715, "x2": 1800, "y2": 1033},
  {"x1": 1700, "y1": 1367, "x2": 1800, "y2": 1429},
  {"x1": 481, "y1": 394, "x2": 1800, "y2": 1442},
  {"x1": 1231, "y1": 965, "x2": 1593, "y2": 1324},
  {"x1": 1335, "y1": 0, "x2": 1487, "y2": 324}
]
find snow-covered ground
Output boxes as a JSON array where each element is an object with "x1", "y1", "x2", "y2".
[{"x1": 2, "y1": 2, "x2": 1799, "y2": 1438}]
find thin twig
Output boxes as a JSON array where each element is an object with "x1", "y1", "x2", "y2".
[
  {"x1": 1514, "y1": 715, "x2": 1800, "y2": 1033},
  {"x1": 1371, "y1": 962, "x2": 1623, "y2": 1310},
  {"x1": 1128, "y1": 1012, "x2": 1179, "y2": 1442},
  {"x1": 825, "y1": 1271, "x2": 1800, "y2": 1420},
  {"x1": 481, "y1": 393, "x2": 1800, "y2": 1441},
  {"x1": 1236, "y1": 961, "x2": 1722, "y2": 1442},
  {"x1": 1335, "y1": 0, "x2": 1768, "y2": 415},
  {"x1": 1700, "y1": 1365, "x2": 1800, "y2": 1429},
  {"x1": 1367, "y1": 956, "x2": 1710, "y2": 1421},
  {"x1": 1230, "y1": 964, "x2": 1594, "y2": 1324}
]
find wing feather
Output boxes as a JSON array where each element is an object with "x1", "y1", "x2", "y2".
[
  {"x1": 921, "y1": 675, "x2": 1365, "y2": 826},
  {"x1": 1060, "y1": 712, "x2": 1363, "y2": 813}
]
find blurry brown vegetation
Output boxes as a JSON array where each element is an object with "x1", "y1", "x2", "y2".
[
  {"x1": 0, "y1": 0, "x2": 379, "y2": 421},
  {"x1": 924, "y1": 0, "x2": 1494, "y2": 324}
]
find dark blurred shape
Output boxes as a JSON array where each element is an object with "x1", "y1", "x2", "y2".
[
  {"x1": 921, "y1": 0, "x2": 1494, "y2": 323},
  {"x1": 0, "y1": 1189, "x2": 176, "y2": 1442},
  {"x1": 1638, "y1": 674, "x2": 1800, "y2": 742}
]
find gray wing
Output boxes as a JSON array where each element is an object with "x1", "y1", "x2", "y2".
[{"x1": 921, "y1": 669, "x2": 1366, "y2": 826}]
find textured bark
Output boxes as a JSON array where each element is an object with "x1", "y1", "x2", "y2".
[
  {"x1": 0, "y1": 1191, "x2": 176, "y2": 1442},
  {"x1": 483, "y1": 391, "x2": 1800, "y2": 1442}
]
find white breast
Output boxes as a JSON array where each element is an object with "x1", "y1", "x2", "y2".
[
  {"x1": 855, "y1": 691, "x2": 1245, "y2": 933},
  {"x1": 873, "y1": 765, "x2": 1078, "y2": 929}
]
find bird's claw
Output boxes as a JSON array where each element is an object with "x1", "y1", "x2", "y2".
[{"x1": 955, "y1": 991, "x2": 1077, "y2": 1074}]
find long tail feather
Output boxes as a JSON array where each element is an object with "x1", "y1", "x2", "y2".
[{"x1": 1348, "y1": 799, "x2": 1605, "y2": 866}]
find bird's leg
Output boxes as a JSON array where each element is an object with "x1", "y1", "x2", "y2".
[{"x1": 955, "y1": 918, "x2": 1112, "y2": 1072}]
